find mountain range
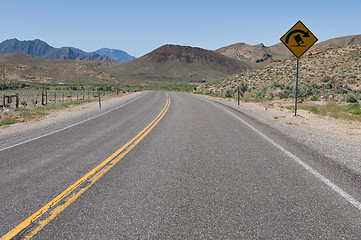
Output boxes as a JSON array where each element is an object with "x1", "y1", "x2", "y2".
[
  {"x1": 101, "y1": 44, "x2": 251, "y2": 83},
  {"x1": 1, "y1": 35, "x2": 360, "y2": 85},
  {"x1": 0, "y1": 39, "x2": 135, "y2": 62}
]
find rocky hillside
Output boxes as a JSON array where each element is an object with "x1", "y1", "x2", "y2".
[
  {"x1": 102, "y1": 44, "x2": 251, "y2": 83},
  {"x1": 315, "y1": 34, "x2": 361, "y2": 48},
  {"x1": 0, "y1": 53, "x2": 120, "y2": 85},
  {"x1": 216, "y1": 34, "x2": 361, "y2": 69},
  {"x1": 216, "y1": 42, "x2": 292, "y2": 69},
  {"x1": 197, "y1": 44, "x2": 361, "y2": 102}
]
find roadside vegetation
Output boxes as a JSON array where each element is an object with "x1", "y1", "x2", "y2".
[
  {"x1": 194, "y1": 81, "x2": 361, "y2": 122},
  {"x1": 0, "y1": 81, "x2": 196, "y2": 127},
  {"x1": 0, "y1": 99, "x2": 96, "y2": 127},
  {"x1": 300, "y1": 102, "x2": 361, "y2": 122},
  {"x1": 195, "y1": 45, "x2": 361, "y2": 122}
]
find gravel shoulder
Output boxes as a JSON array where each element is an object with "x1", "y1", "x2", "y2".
[{"x1": 196, "y1": 94, "x2": 361, "y2": 176}]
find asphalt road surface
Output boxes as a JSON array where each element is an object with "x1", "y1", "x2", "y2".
[{"x1": 1, "y1": 91, "x2": 360, "y2": 239}]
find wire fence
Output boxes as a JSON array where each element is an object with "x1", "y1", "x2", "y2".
[{"x1": 1, "y1": 89, "x2": 120, "y2": 110}]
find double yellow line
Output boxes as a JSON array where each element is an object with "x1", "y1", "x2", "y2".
[{"x1": 2, "y1": 93, "x2": 171, "y2": 240}]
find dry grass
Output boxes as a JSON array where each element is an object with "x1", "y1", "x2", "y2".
[
  {"x1": 197, "y1": 45, "x2": 361, "y2": 102},
  {"x1": 300, "y1": 102, "x2": 361, "y2": 122}
]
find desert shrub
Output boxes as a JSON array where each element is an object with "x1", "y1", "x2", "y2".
[
  {"x1": 280, "y1": 85, "x2": 294, "y2": 99},
  {"x1": 271, "y1": 82, "x2": 282, "y2": 89},
  {"x1": 298, "y1": 84, "x2": 318, "y2": 98},
  {"x1": 225, "y1": 89, "x2": 233, "y2": 98},
  {"x1": 348, "y1": 103, "x2": 361, "y2": 115},
  {"x1": 310, "y1": 106, "x2": 319, "y2": 114},
  {"x1": 345, "y1": 93, "x2": 358, "y2": 103},
  {"x1": 0, "y1": 118, "x2": 17, "y2": 127},
  {"x1": 239, "y1": 81, "x2": 248, "y2": 94},
  {"x1": 324, "y1": 82, "x2": 333, "y2": 89},
  {"x1": 321, "y1": 75, "x2": 333, "y2": 83},
  {"x1": 311, "y1": 96, "x2": 319, "y2": 101},
  {"x1": 255, "y1": 86, "x2": 268, "y2": 99},
  {"x1": 343, "y1": 84, "x2": 352, "y2": 93}
]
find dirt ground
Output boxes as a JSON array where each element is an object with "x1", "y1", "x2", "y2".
[{"x1": 205, "y1": 96, "x2": 361, "y2": 136}]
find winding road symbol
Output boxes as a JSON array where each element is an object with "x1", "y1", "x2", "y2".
[
  {"x1": 285, "y1": 29, "x2": 310, "y2": 45},
  {"x1": 280, "y1": 20, "x2": 317, "y2": 59}
]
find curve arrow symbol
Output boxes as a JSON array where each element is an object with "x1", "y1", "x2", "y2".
[{"x1": 285, "y1": 30, "x2": 310, "y2": 43}]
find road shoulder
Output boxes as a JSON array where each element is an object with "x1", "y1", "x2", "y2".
[{"x1": 194, "y1": 93, "x2": 361, "y2": 176}]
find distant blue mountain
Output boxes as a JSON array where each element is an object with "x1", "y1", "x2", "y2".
[
  {"x1": 95, "y1": 48, "x2": 136, "y2": 62},
  {"x1": 0, "y1": 39, "x2": 135, "y2": 62}
]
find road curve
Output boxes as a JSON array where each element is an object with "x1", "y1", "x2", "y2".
[{"x1": 1, "y1": 91, "x2": 360, "y2": 239}]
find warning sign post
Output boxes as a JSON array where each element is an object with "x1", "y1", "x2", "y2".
[{"x1": 280, "y1": 20, "x2": 318, "y2": 116}]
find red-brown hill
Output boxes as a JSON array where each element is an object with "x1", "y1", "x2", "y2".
[{"x1": 102, "y1": 44, "x2": 251, "y2": 83}]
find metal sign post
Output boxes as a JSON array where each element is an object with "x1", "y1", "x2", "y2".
[
  {"x1": 295, "y1": 59, "x2": 299, "y2": 116},
  {"x1": 280, "y1": 20, "x2": 318, "y2": 116},
  {"x1": 237, "y1": 87, "x2": 240, "y2": 105},
  {"x1": 98, "y1": 89, "x2": 101, "y2": 108}
]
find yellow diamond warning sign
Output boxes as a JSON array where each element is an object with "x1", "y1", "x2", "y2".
[{"x1": 280, "y1": 20, "x2": 318, "y2": 59}]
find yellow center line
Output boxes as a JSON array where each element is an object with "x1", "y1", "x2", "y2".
[{"x1": 2, "y1": 92, "x2": 171, "y2": 240}]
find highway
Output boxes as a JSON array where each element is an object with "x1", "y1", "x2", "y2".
[{"x1": 1, "y1": 91, "x2": 360, "y2": 239}]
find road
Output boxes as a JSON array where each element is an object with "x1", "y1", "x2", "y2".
[{"x1": 1, "y1": 91, "x2": 360, "y2": 239}]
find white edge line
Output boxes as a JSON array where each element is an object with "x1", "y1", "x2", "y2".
[
  {"x1": 0, "y1": 92, "x2": 149, "y2": 152},
  {"x1": 204, "y1": 97, "x2": 361, "y2": 211}
]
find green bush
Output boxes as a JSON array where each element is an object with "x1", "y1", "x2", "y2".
[
  {"x1": 0, "y1": 118, "x2": 17, "y2": 127},
  {"x1": 324, "y1": 82, "x2": 333, "y2": 89},
  {"x1": 239, "y1": 81, "x2": 248, "y2": 93},
  {"x1": 346, "y1": 93, "x2": 358, "y2": 103},
  {"x1": 321, "y1": 75, "x2": 333, "y2": 83},
  {"x1": 348, "y1": 103, "x2": 361, "y2": 115},
  {"x1": 255, "y1": 86, "x2": 268, "y2": 99},
  {"x1": 225, "y1": 89, "x2": 233, "y2": 98},
  {"x1": 310, "y1": 106, "x2": 319, "y2": 114},
  {"x1": 281, "y1": 85, "x2": 294, "y2": 99},
  {"x1": 311, "y1": 96, "x2": 319, "y2": 101},
  {"x1": 298, "y1": 84, "x2": 318, "y2": 98}
]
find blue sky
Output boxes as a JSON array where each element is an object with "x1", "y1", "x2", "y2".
[{"x1": 0, "y1": 0, "x2": 360, "y2": 57}]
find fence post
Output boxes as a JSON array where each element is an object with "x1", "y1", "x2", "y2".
[
  {"x1": 42, "y1": 88, "x2": 45, "y2": 105},
  {"x1": 98, "y1": 89, "x2": 101, "y2": 108},
  {"x1": 16, "y1": 93, "x2": 19, "y2": 109},
  {"x1": 34, "y1": 92, "x2": 39, "y2": 107}
]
